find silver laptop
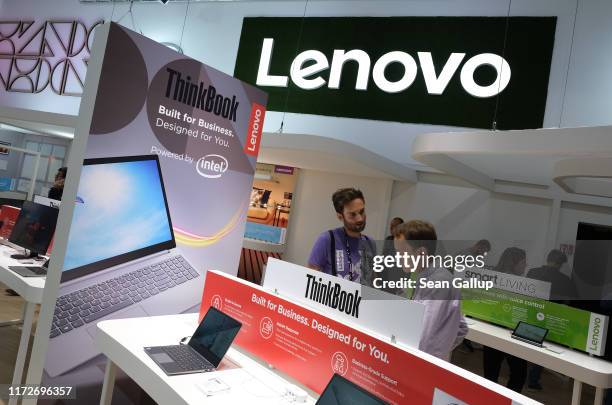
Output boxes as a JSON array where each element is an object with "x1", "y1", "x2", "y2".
[
  {"x1": 45, "y1": 155, "x2": 204, "y2": 377},
  {"x1": 145, "y1": 307, "x2": 242, "y2": 376}
]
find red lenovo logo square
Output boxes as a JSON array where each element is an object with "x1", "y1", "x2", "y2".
[{"x1": 245, "y1": 103, "x2": 266, "y2": 157}]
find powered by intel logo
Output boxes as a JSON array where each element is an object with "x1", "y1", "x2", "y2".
[{"x1": 196, "y1": 154, "x2": 228, "y2": 178}]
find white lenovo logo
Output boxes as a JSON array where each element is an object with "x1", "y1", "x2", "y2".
[
  {"x1": 196, "y1": 154, "x2": 228, "y2": 179},
  {"x1": 256, "y1": 38, "x2": 511, "y2": 98}
]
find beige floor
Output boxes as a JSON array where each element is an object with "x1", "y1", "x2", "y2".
[{"x1": 0, "y1": 282, "x2": 603, "y2": 404}]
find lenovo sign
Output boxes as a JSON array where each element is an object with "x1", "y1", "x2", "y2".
[
  {"x1": 257, "y1": 38, "x2": 511, "y2": 98},
  {"x1": 235, "y1": 17, "x2": 556, "y2": 130}
]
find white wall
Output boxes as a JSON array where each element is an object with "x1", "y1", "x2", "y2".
[
  {"x1": 388, "y1": 173, "x2": 554, "y2": 271},
  {"x1": 283, "y1": 169, "x2": 393, "y2": 267},
  {"x1": 561, "y1": 0, "x2": 612, "y2": 127},
  {"x1": 3, "y1": 0, "x2": 610, "y2": 167},
  {"x1": 4, "y1": 0, "x2": 612, "y2": 269}
]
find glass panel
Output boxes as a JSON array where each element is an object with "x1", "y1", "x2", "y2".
[
  {"x1": 25, "y1": 141, "x2": 39, "y2": 152},
  {"x1": 21, "y1": 154, "x2": 36, "y2": 179},
  {"x1": 37, "y1": 158, "x2": 49, "y2": 181},
  {"x1": 17, "y1": 178, "x2": 30, "y2": 192},
  {"x1": 52, "y1": 145, "x2": 66, "y2": 158},
  {"x1": 40, "y1": 143, "x2": 52, "y2": 155},
  {"x1": 48, "y1": 158, "x2": 63, "y2": 182}
]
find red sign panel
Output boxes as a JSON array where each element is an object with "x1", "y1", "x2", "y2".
[
  {"x1": 200, "y1": 271, "x2": 513, "y2": 405},
  {"x1": 244, "y1": 102, "x2": 266, "y2": 156}
]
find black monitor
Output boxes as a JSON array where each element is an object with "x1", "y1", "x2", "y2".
[
  {"x1": 9, "y1": 201, "x2": 58, "y2": 259},
  {"x1": 571, "y1": 222, "x2": 612, "y2": 359},
  {"x1": 316, "y1": 374, "x2": 389, "y2": 405}
]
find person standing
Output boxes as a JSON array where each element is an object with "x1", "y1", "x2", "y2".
[
  {"x1": 393, "y1": 220, "x2": 468, "y2": 361},
  {"x1": 527, "y1": 249, "x2": 575, "y2": 302},
  {"x1": 308, "y1": 188, "x2": 375, "y2": 284},
  {"x1": 386, "y1": 217, "x2": 404, "y2": 240},
  {"x1": 482, "y1": 247, "x2": 528, "y2": 392},
  {"x1": 377, "y1": 217, "x2": 405, "y2": 295},
  {"x1": 48, "y1": 167, "x2": 67, "y2": 200},
  {"x1": 526, "y1": 249, "x2": 576, "y2": 391}
]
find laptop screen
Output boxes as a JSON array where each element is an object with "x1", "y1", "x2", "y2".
[
  {"x1": 512, "y1": 321, "x2": 548, "y2": 344},
  {"x1": 61, "y1": 155, "x2": 175, "y2": 282},
  {"x1": 317, "y1": 374, "x2": 389, "y2": 405},
  {"x1": 9, "y1": 201, "x2": 58, "y2": 255},
  {"x1": 188, "y1": 307, "x2": 242, "y2": 368}
]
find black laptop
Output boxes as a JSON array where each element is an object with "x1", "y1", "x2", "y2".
[
  {"x1": 145, "y1": 307, "x2": 242, "y2": 376},
  {"x1": 317, "y1": 374, "x2": 389, "y2": 405}
]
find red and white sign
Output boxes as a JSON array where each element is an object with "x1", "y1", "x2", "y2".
[
  {"x1": 200, "y1": 271, "x2": 523, "y2": 405},
  {"x1": 244, "y1": 102, "x2": 266, "y2": 156}
]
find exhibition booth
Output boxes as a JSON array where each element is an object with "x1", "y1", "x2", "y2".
[{"x1": 1, "y1": 1, "x2": 612, "y2": 405}]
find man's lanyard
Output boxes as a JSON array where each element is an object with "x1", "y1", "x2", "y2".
[{"x1": 343, "y1": 228, "x2": 358, "y2": 281}]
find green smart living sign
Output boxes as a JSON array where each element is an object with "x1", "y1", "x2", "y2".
[
  {"x1": 234, "y1": 16, "x2": 557, "y2": 130},
  {"x1": 462, "y1": 288, "x2": 609, "y2": 355}
]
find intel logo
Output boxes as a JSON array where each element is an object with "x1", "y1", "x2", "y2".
[{"x1": 196, "y1": 154, "x2": 228, "y2": 179}]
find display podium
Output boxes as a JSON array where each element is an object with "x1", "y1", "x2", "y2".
[{"x1": 95, "y1": 269, "x2": 540, "y2": 405}]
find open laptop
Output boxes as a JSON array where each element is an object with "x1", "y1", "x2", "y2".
[
  {"x1": 45, "y1": 155, "x2": 204, "y2": 378},
  {"x1": 317, "y1": 374, "x2": 389, "y2": 405},
  {"x1": 145, "y1": 307, "x2": 241, "y2": 375},
  {"x1": 511, "y1": 321, "x2": 548, "y2": 347}
]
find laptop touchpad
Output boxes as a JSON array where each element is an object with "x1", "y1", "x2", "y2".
[{"x1": 86, "y1": 305, "x2": 149, "y2": 340}]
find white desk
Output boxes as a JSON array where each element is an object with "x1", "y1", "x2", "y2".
[
  {"x1": 0, "y1": 244, "x2": 45, "y2": 405},
  {"x1": 466, "y1": 317, "x2": 612, "y2": 405},
  {"x1": 95, "y1": 314, "x2": 317, "y2": 405}
]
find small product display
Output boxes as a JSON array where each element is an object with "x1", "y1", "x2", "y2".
[
  {"x1": 196, "y1": 377, "x2": 231, "y2": 396},
  {"x1": 144, "y1": 306, "x2": 242, "y2": 375},
  {"x1": 511, "y1": 321, "x2": 549, "y2": 347}
]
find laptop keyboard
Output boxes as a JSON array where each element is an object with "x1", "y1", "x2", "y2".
[
  {"x1": 162, "y1": 346, "x2": 214, "y2": 372},
  {"x1": 51, "y1": 256, "x2": 199, "y2": 339},
  {"x1": 9, "y1": 266, "x2": 47, "y2": 275},
  {"x1": 24, "y1": 266, "x2": 47, "y2": 275}
]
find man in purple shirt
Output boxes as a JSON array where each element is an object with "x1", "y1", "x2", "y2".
[{"x1": 308, "y1": 188, "x2": 374, "y2": 283}]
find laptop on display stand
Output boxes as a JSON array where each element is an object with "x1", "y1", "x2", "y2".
[
  {"x1": 45, "y1": 155, "x2": 204, "y2": 378},
  {"x1": 145, "y1": 306, "x2": 242, "y2": 376}
]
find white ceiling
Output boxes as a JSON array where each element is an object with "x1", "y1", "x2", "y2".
[
  {"x1": 259, "y1": 132, "x2": 417, "y2": 181},
  {"x1": 412, "y1": 125, "x2": 612, "y2": 193}
]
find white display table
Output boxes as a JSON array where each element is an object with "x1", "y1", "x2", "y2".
[
  {"x1": 0, "y1": 243, "x2": 46, "y2": 405},
  {"x1": 466, "y1": 317, "x2": 612, "y2": 405},
  {"x1": 94, "y1": 313, "x2": 317, "y2": 405}
]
